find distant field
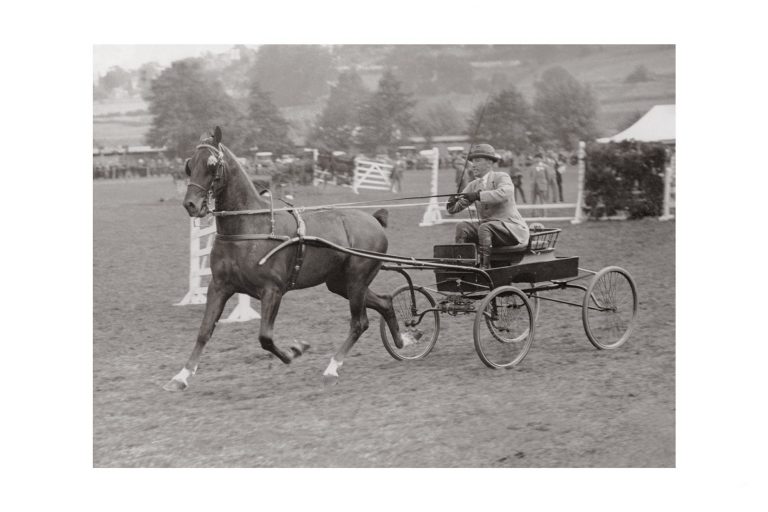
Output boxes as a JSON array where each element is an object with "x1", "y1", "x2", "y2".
[
  {"x1": 92, "y1": 45, "x2": 675, "y2": 146},
  {"x1": 93, "y1": 115, "x2": 152, "y2": 147},
  {"x1": 93, "y1": 97, "x2": 147, "y2": 115}
]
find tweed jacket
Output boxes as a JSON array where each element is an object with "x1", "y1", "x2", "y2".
[{"x1": 447, "y1": 170, "x2": 530, "y2": 246}]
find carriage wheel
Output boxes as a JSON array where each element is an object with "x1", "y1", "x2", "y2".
[
  {"x1": 473, "y1": 286, "x2": 535, "y2": 369},
  {"x1": 582, "y1": 266, "x2": 638, "y2": 350},
  {"x1": 528, "y1": 288, "x2": 541, "y2": 325},
  {"x1": 380, "y1": 285, "x2": 440, "y2": 361}
]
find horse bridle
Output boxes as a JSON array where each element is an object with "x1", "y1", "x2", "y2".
[{"x1": 186, "y1": 143, "x2": 227, "y2": 198}]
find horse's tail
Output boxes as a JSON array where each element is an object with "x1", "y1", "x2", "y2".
[{"x1": 372, "y1": 208, "x2": 388, "y2": 228}]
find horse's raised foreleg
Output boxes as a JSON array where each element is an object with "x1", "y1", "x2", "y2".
[
  {"x1": 323, "y1": 287, "x2": 369, "y2": 386},
  {"x1": 164, "y1": 282, "x2": 233, "y2": 391},
  {"x1": 258, "y1": 287, "x2": 309, "y2": 364}
]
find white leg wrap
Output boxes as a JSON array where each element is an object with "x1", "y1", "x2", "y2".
[
  {"x1": 323, "y1": 358, "x2": 343, "y2": 377},
  {"x1": 173, "y1": 367, "x2": 193, "y2": 383}
]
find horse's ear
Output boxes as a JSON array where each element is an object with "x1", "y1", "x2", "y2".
[{"x1": 213, "y1": 126, "x2": 222, "y2": 145}]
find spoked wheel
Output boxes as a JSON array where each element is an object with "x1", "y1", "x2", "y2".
[
  {"x1": 473, "y1": 286, "x2": 535, "y2": 369},
  {"x1": 380, "y1": 285, "x2": 440, "y2": 360},
  {"x1": 527, "y1": 288, "x2": 541, "y2": 325},
  {"x1": 582, "y1": 266, "x2": 638, "y2": 349}
]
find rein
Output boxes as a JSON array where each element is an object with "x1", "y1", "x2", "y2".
[{"x1": 211, "y1": 193, "x2": 459, "y2": 217}]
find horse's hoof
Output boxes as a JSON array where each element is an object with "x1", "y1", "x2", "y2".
[
  {"x1": 322, "y1": 373, "x2": 338, "y2": 387},
  {"x1": 290, "y1": 340, "x2": 311, "y2": 358},
  {"x1": 401, "y1": 330, "x2": 423, "y2": 347},
  {"x1": 163, "y1": 378, "x2": 188, "y2": 392}
]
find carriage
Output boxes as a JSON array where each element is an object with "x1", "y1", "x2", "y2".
[
  {"x1": 374, "y1": 226, "x2": 639, "y2": 369},
  {"x1": 255, "y1": 223, "x2": 639, "y2": 370}
]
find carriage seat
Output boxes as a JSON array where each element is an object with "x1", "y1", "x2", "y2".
[{"x1": 490, "y1": 244, "x2": 529, "y2": 256}]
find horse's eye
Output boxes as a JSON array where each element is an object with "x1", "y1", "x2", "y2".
[{"x1": 184, "y1": 158, "x2": 191, "y2": 177}]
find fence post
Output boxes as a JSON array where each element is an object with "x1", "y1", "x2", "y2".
[
  {"x1": 659, "y1": 149, "x2": 675, "y2": 221},
  {"x1": 571, "y1": 141, "x2": 587, "y2": 224}
]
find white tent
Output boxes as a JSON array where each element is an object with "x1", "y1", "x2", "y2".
[{"x1": 598, "y1": 104, "x2": 675, "y2": 144}]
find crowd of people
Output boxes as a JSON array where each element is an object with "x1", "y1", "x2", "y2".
[
  {"x1": 93, "y1": 156, "x2": 181, "y2": 180},
  {"x1": 93, "y1": 146, "x2": 572, "y2": 207}
]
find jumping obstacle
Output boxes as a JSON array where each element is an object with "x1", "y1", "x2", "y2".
[
  {"x1": 420, "y1": 145, "x2": 585, "y2": 226},
  {"x1": 176, "y1": 215, "x2": 260, "y2": 323},
  {"x1": 352, "y1": 159, "x2": 394, "y2": 194}
]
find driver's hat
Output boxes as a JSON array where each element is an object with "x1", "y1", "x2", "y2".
[{"x1": 467, "y1": 143, "x2": 500, "y2": 162}]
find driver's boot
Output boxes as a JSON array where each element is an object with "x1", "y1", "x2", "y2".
[{"x1": 478, "y1": 245, "x2": 491, "y2": 269}]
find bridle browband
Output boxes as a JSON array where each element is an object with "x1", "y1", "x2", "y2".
[{"x1": 187, "y1": 143, "x2": 227, "y2": 197}]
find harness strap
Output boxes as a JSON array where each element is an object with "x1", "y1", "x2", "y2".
[
  {"x1": 215, "y1": 211, "x2": 307, "y2": 290},
  {"x1": 287, "y1": 209, "x2": 307, "y2": 290},
  {"x1": 215, "y1": 234, "x2": 291, "y2": 242}
]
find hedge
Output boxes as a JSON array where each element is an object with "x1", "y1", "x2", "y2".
[{"x1": 585, "y1": 140, "x2": 670, "y2": 219}]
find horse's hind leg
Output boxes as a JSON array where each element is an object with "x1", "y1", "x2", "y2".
[
  {"x1": 258, "y1": 287, "x2": 309, "y2": 364},
  {"x1": 363, "y1": 290, "x2": 419, "y2": 349},
  {"x1": 322, "y1": 282, "x2": 370, "y2": 385},
  {"x1": 164, "y1": 282, "x2": 234, "y2": 391}
]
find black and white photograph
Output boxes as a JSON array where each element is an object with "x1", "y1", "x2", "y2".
[
  {"x1": 7, "y1": 1, "x2": 767, "y2": 510},
  {"x1": 92, "y1": 43, "x2": 676, "y2": 468}
]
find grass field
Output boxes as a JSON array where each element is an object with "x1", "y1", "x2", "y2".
[{"x1": 93, "y1": 166, "x2": 675, "y2": 467}]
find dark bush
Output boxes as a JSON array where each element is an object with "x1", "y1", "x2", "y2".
[{"x1": 585, "y1": 140, "x2": 669, "y2": 219}]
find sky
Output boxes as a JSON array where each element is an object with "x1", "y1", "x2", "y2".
[{"x1": 92, "y1": 45, "x2": 258, "y2": 78}]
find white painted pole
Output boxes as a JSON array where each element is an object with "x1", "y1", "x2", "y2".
[
  {"x1": 176, "y1": 216, "x2": 260, "y2": 321},
  {"x1": 659, "y1": 149, "x2": 675, "y2": 221},
  {"x1": 571, "y1": 141, "x2": 587, "y2": 224},
  {"x1": 220, "y1": 294, "x2": 261, "y2": 323},
  {"x1": 419, "y1": 147, "x2": 443, "y2": 226}
]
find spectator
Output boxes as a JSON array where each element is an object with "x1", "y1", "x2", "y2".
[
  {"x1": 554, "y1": 153, "x2": 566, "y2": 202},
  {"x1": 530, "y1": 153, "x2": 549, "y2": 206},
  {"x1": 545, "y1": 151, "x2": 559, "y2": 203},
  {"x1": 390, "y1": 158, "x2": 404, "y2": 193},
  {"x1": 508, "y1": 157, "x2": 527, "y2": 204}
]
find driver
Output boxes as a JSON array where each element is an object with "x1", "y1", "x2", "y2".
[{"x1": 447, "y1": 143, "x2": 530, "y2": 269}]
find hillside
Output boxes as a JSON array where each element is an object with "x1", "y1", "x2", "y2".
[{"x1": 93, "y1": 45, "x2": 674, "y2": 148}]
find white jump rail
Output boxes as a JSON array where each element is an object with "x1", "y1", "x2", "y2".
[
  {"x1": 176, "y1": 216, "x2": 260, "y2": 323},
  {"x1": 352, "y1": 160, "x2": 394, "y2": 194}
]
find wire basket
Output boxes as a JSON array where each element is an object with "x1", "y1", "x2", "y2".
[{"x1": 528, "y1": 228, "x2": 560, "y2": 252}]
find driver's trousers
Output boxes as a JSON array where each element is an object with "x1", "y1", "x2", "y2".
[{"x1": 455, "y1": 220, "x2": 522, "y2": 258}]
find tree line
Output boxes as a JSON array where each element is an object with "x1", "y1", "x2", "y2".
[{"x1": 141, "y1": 46, "x2": 599, "y2": 158}]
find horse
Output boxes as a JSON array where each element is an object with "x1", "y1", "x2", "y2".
[
  {"x1": 316, "y1": 150, "x2": 355, "y2": 186},
  {"x1": 164, "y1": 127, "x2": 414, "y2": 391}
]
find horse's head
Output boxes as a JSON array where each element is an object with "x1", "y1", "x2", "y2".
[{"x1": 183, "y1": 126, "x2": 227, "y2": 217}]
